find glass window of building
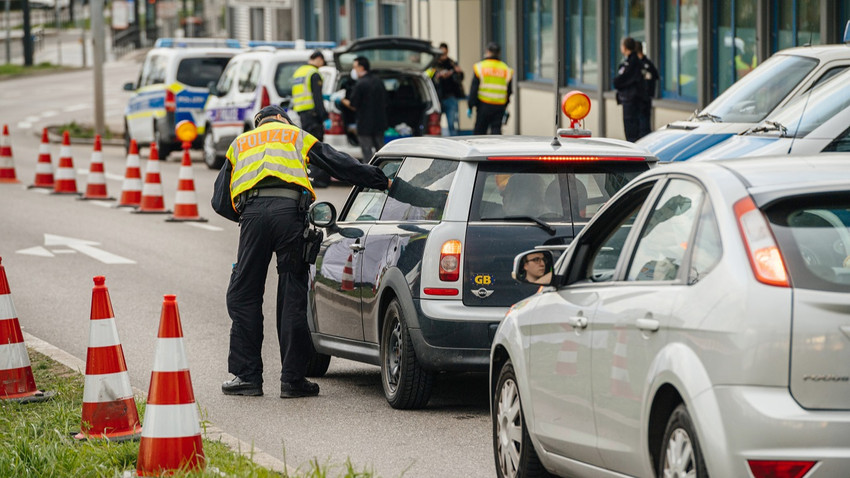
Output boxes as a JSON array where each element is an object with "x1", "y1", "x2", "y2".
[
  {"x1": 842, "y1": 2, "x2": 850, "y2": 38},
  {"x1": 772, "y1": 0, "x2": 820, "y2": 51},
  {"x1": 565, "y1": 0, "x2": 598, "y2": 87},
  {"x1": 610, "y1": 0, "x2": 646, "y2": 89},
  {"x1": 380, "y1": 1, "x2": 409, "y2": 36},
  {"x1": 326, "y1": 0, "x2": 349, "y2": 44},
  {"x1": 661, "y1": 0, "x2": 699, "y2": 101},
  {"x1": 303, "y1": 0, "x2": 321, "y2": 41},
  {"x1": 356, "y1": 0, "x2": 378, "y2": 38},
  {"x1": 490, "y1": 0, "x2": 518, "y2": 70},
  {"x1": 522, "y1": 0, "x2": 555, "y2": 81},
  {"x1": 713, "y1": 0, "x2": 758, "y2": 98}
]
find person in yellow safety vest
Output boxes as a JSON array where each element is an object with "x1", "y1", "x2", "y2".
[
  {"x1": 468, "y1": 42, "x2": 513, "y2": 135},
  {"x1": 735, "y1": 42, "x2": 758, "y2": 79},
  {"x1": 212, "y1": 105, "x2": 391, "y2": 399},
  {"x1": 291, "y1": 50, "x2": 332, "y2": 187}
]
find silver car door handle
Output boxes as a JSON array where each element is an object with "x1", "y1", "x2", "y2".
[
  {"x1": 565, "y1": 316, "x2": 588, "y2": 329},
  {"x1": 349, "y1": 243, "x2": 364, "y2": 252},
  {"x1": 636, "y1": 318, "x2": 660, "y2": 332}
]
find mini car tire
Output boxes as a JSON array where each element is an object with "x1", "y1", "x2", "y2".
[
  {"x1": 658, "y1": 404, "x2": 708, "y2": 478},
  {"x1": 493, "y1": 360, "x2": 550, "y2": 478},
  {"x1": 380, "y1": 299, "x2": 433, "y2": 409},
  {"x1": 304, "y1": 342, "x2": 331, "y2": 377},
  {"x1": 203, "y1": 125, "x2": 225, "y2": 170}
]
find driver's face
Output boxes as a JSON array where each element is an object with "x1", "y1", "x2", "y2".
[{"x1": 523, "y1": 253, "x2": 546, "y2": 280}]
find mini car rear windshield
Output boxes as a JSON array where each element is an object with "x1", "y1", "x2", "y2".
[
  {"x1": 766, "y1": 193, "x2": 850, "y2": 292},
  {"x1": 176, "y1": 57, "x2": 232, "y2": 88},
  {"x1": 469, "y1": 162, "x2": 646, "y2": 223}
]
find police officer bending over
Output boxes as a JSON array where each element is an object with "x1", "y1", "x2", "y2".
[{"x1": 212, "y1": 105, "x2": 391, "y2": 398}]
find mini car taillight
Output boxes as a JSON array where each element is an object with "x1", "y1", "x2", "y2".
[
  {"x1": 327, "y1": 112, "x2": 345, "y2": 135},
  {"x1": 748, "y1": 460, "x2": 816, "y2": 478},
  {"x1": 260, "y1": 86, "x2": 271, "y2": 108},
  {"x1": 487, "y1": 155, "x2": 646, "y2": 162},
  {"x1": 439, "y1": 240, "x2": 461, "y2": 282},
  {"x1": 427, "y1": 112, "x2": 441, "y2": 136},
  {"x1": 165, "y1": 90, "x2": 176, "y2": 112},
  {"x1": 734, "y1": 196, "x2": 789, "y2": 287}
]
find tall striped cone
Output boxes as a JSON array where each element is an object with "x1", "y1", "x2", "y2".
[
  {"x1": 133, "y1": 142, "x2": 171, "y2": 214},
  {"x1": 0, "y1": 257, "x2": 55, "y2": 403},
  {"x1": 166, "y1": 146, "x2": 207, "y2": 222},
  {"x1": 0, "y1": 124, "x2": 19, "y2": 183},
  {"x1": 52, "y1": 131, "x2": 80, "y2": 195},
  {"x1": 29, "y1": 128, "x2": 54, "y2": 189},
  {"x1": 340, "y1": 253, "x2": 355, "y2": 291},
  {"x1": 137, "y1": 295, "x2": 205, "y2": 476},
  {"x1": 79, "y1": 135, "x2": 115, "y2": 201},
  {"x1": 73, "y1": 276, "x2": 141, "y2": 441},
  {"x1": 116, "y1": 139, "x2": 143, "y2": 208}
]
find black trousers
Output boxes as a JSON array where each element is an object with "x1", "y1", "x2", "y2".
[
  {"x1": 226, "y1": 196, "x2": 309, "y2": 385},
  {"x1": 638, "y1": 99, "x2": 652, "y2": 139},
  {"x1": 622, "y1": 101, "x2": 641, "y2": 142},
  {"x1": 300, "y1": 111, "x2": 331, "y2": 187},
  {"x1": 358, "y1": 133, "x2": 385, "y2": 163},
  {"x1": 474, "y1": 103, "x2": 506, "y2": 135}
]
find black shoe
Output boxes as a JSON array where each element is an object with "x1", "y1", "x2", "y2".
[
  {"x1": 280, "y1": 378, "x2": 319, "y2": 398},
  {"x1": 221, "y1": 376, "x2": 263, "y2": 396}
]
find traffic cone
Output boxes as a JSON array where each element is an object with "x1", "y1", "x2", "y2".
[
  {"x1": 52, "y1": 131, "x2": 80, "y2": 195},
  {"x1": 133, "y1": 143, "x2": 171, "y2": 214},
  {"x1": 166, "y1": 146, "x2": 207, "y2": 222},
  {"x1": 29, "y1": 128, "x2": 54, "y2": 189},
  {"x1": 0, "y1": 257, "x2": 55, "y2": 403},
  {"x1": 555, "y1": 324, "x2": 579, "y2": 376},
  {"x1": 340, "y1": 253, "x2": 355, "y2": 291},
  {"x1": 0, "y1": 124, "x2": 19, "y2": 183},
  {"x1": 73, "y1": 276, "x2": 141, "y2": 442},
  {"x1": 137, "y1": 294, "x2": 205, "y2": 476},
  {"x1": 610, "y1": 329, "x2": 636, "y2": 399},
  {"x1": 79, "y1": 135, "x2": 115, "y2": 201},
  {"x1": 116, "y1": 139, "x2": 143, "y2": 208}
]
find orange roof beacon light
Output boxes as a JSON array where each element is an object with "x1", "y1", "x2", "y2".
[
  {"x1": 175, "y1": 120, "x2": 198, "y2": 150},
  {"x1": 561, "y1": 91, "x2": 591, "y2": 128}
]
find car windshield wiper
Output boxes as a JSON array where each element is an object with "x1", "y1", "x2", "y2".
[
  {"x1": 748, "y1": 120, "x2": 788, "y2": 136},
  {"x1": 480, "y1": 216, "x2": 556, "y2": 236},
  {"x1": 691, "y1": 110, "x2": 722, "y2": 123}
]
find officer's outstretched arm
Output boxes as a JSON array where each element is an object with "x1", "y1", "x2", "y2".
[{"x1": 307, "y1": 142, "x2": 389, "y2": 190}]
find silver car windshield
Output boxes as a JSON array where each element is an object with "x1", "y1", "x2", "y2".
[{"x1": 700, "y1": 54, "x2": 817, "y2": 123}]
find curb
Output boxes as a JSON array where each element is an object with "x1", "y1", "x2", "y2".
[{"x1": 21, "y1": 331, "x2": 291, "y2": 476}]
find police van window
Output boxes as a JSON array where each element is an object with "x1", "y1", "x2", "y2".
[
  {"x1": 381, "y1": 158, "x2": 457, "y2": 221},
  {"x1": 217, "y1": 61, "x2": 238, "y2": 95},
  {"x1": 237, "y1": 60, "x2": 262, "y2": 93},
  {"x1": 176, "y1": 57, "x2": 231, "y2": 88},
  {"x1": 141, "y1": 55, "x2": 167, "y2": 87},
  {"x1": 343, "y1": 160, "x2": 402, "y2": 222},
  {"x1": 275, "y1": 62, "x2": 309, "y2": 97}
]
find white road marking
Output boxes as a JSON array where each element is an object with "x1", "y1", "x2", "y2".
[
  {"x1": 16, "y1": 246, "x2": 53, "y2": 257},
  {"x1": 51, "y1": 249, "x2": 76, "y2": 254},
  {"x1": 18, "y1": 122, "x2": 31, "y2": 129},
  {"x1": 185, "y1": 223, "x2": 224, "y2": 232},
  {"x1": 25, "y1": 116, "x2": 39, "y2": 123},
  {"x1": 31, "y1": 188, "x2": 49, "y2": 194},
  {"x1": 43, "y1": 234, "x2": 135, "y2": 265},
  {"x1": 63, "y1": 104, "x2": 89, "y2": 112},
  {"x1": 90, "y1": 201, "x2": 115, "y2": 208},
  {"x1": 106, "y1": 173, "x2": 124, "y2": 181},
  {"x1": 42, "y1": 111, "x2": 58, "y2": 118}
]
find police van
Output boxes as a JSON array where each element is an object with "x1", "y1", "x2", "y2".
[
  {"x1": 122, "y1": 38, "x2": 242, "y2": 159},
  {"x1": 202, "y1": 41, "x2": 335, "y2": 169}
]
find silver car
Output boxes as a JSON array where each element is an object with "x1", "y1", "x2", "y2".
[{"x1": 490, "y1": 156, "x2": 850, "y2": 477}]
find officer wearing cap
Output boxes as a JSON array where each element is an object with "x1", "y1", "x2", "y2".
[{"x1": 213, "y1": 104, "x2": 391, "y2": 399}]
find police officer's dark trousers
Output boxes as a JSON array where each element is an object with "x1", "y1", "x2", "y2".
[
  {"x1": 474, "y1": 103, "x2": 506, "y2": 135},
  {"x1": 622, "y1": 100, "x2": 641, "y2": 142},
  {"x1": 226, "y1": 196, "x2": 310, "y2": 385}
]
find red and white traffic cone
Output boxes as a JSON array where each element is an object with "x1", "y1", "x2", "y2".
[
  {"x1": 555, "y1": 325, "x2": 580, "y2": 376},
  {"x1": 0, "y1": 124, "x2": 19, "y2": 183},
  {"x1": 52, "y1": 131, "x2": 80, "y2": 195},
  {"x1": 133, "y1": 143, "x2": 171, "y2": 214},
  {"x1": 166, "y1": 146, "x2": 207, "y2": 222},
  {"x1": 136, "y1": 294, "x2": 205, "y2": 476},
  {"x1": 73, "y1": 276, "x2": 142, "y2": 441},
  {"x1": 610, "y1": 329, "x2": 636, "y2": 399},
  {"x1": 79, "y1": 135, "x2": 114, "y2": 201},
  {"x1": 29, "y1": 128, "x2": 54, "y2": 189},
  {"x1": 0, "y1": 257, "x2": 55, "y2": 404},
  {"x1": 116, "y1": 139, "x2": 143, "y2": 208},
  {"x1": 340, "y1": 253, "x2": 355, "y2": 291}
]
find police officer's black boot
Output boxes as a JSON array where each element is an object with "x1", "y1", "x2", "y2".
[
  {"x1": 280, "y1": 378, "x2": 320, "y2": 398},
  {"x1": 222, "y1": 376, "x2": 263, "y2": 396}
]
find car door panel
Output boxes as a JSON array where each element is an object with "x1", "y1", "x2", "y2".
[{"x1": 313, "y1": 227, "x2": 370, "y2": 341}]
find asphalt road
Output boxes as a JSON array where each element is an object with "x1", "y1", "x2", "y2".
[{"x1": 0, "y1": 60, "x2": 493, "y2": 476}]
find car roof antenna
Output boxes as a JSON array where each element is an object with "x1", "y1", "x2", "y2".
[
  {"x1": 788, "y1": 74, "x2": 816, "y2": 154},
  {"x1": 551, "y1": 59, "x2": 562, "y2": 147}
]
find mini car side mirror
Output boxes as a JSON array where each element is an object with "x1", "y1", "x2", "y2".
[
  {"x1": 123, "y1": 82, "x2": 135, "y2": 91},
  {"x1": 309, "y1": 201, "x2": 337, "y2": 228},
  {"x1": 208, "y1": 81, "x2": 219, "y2": 97},
  {"x1": 512, "y1": 250, "x2": 555, "y2": 286}
]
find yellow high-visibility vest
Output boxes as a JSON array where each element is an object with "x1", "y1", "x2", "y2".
[
  {"x1": 226, "y1": 122, "x2": 318, "y2": 210},
  {"x1": 291, "y1": 64, "x2": 320, "y2": 112},
  {"x1": 473, "y1": 59, "x2": 513, "y2": 105}
]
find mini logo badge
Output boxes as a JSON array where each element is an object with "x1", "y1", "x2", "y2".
[{"x1": 472, "y1": 287, "x2": 494, "y2": 299}]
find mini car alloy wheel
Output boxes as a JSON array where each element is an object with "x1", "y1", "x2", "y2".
[
  {"x1": 659, "y1": 404, "x2": 707, "y2": 478},
  {"x1": 493, "y1": 360, "x2": 548, "y2": 478},
  {"x1": 380, "y1": 299, "x2": 433, "y2": 409},
  {"x1": 203, "y1": 125, "x2": 225, "y2": 169}
]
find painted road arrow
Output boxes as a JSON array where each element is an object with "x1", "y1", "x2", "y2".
[{"x1": 16, "y1": 234, "x2": 135, "y2": 265}]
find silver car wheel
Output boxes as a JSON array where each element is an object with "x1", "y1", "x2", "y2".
[
  {"x1": 385, "y1": 320, "x2": 402, "y2": 393},
  {"x1": 496, "y1": 377, "x2": 522, "y2": 478},
  {"x1": 663, "y1": 428, "x2": 696, "y2": 478}
]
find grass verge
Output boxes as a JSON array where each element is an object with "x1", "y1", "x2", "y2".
[
  {"x1": 0, "y1": 62, "x2": 77, "y2": 80},
  {"x1": 51, "y1": 121, "x2": 119, "y2": 141},
  {"x1": 0, "y1": 350, "x2": 376, "y2": 477}
]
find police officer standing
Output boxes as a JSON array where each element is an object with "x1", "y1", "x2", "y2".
[
  {"x1": 613, "y1": 37, "x2": 648, "y2": 143},
  {"x1": 468, "y1": 42, "x2": 513, "y2": 135},
  {"x1": 213, "y1": 105, "x2": 391, "y2": 398},
  {"x1": 291, "y1": 50, "x2": 331, "y2": 187}
]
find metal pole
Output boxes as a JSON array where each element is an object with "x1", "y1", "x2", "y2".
[
  {"x1": 78, "y1": 0, "x2": 85, "y2": 67},
  {"x1": 92, "y1": 0, "x2": 105, "y2": 136},
  {"x1": 4, "y1": 0, "x2": 10, "y2": 64},
  {"x1": 54, "y1": 0, "x2": 61, "y2": 65},
  {"x1": 22, "y1": 0, "x2": 32, "y2": 66}
]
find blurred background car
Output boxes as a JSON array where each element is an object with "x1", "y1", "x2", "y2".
[{"x1": 491, "y1": 155, "x2": 850, "y2": 478}]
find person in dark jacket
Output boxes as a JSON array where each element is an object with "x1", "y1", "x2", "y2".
[
  {"x1": 212, "y1": 105, "x2": 391, "y2": 399},
  {"x1": 635, "y1": 41, "x2": 659, "y2": 139},
  {"x1": 427, "y1": 43, "x2": 465, "y2": 136},
  {"x1": 342, "y1": 56, "x2": 388, "y2": 162},
  {"x1": 613, "y1": 37, "x2": 647, "y2": 142},
  {"x1": 468, "y1": 42, "x2": 513, "y2": 135}
]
